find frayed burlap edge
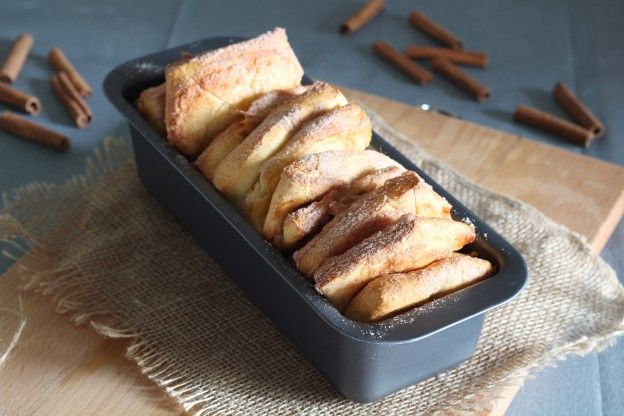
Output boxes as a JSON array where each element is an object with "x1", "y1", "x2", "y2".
[{"x1": 0, "y1": 115, "x2": 622, "y2": 415}]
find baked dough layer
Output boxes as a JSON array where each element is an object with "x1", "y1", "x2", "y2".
[
  {"x1": 165, "y1": 27, "x2": 304, "y2": 156},
  {"x1": 345, "y1": 253, "x2": 493, "y2": 321},
  {"x1": 136, "y1": 83, "x2": 166, "y2": 134}
]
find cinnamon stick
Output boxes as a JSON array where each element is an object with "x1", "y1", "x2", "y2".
[
  {"x1": 431, "y1": 58, "x2": 489, "y2": 102},
  {"x1": 553, "y1": 82, "x2": 604, "y2": 138},
  {"x1": 0, "y1": 33, "x2": 34, "y2": 83},
  {"x1": 408, "y1": 11, "x2": 463, "y2": 50},
  {"x1": 514, "y1": 105, "x2": 594, "y2": 147},
  {"x1": 0, "y1": 111, "x2": 70, "y2": 151},
  {"x1": 340, "y1": 0, "x2": 384, "y2": 34},
  {"x1": 50, "y1": 73, "x2": 92, "y2": 128},
  {"x1": 58, "y1": 71, "x2": 92, "y2": 117},
  {"x1": 48, "y1": 47, "x2": 92, "y2": 97},
  {"x1": 405, "y1": 45, "x2": 488, "y2": 68},
  {"x1": 0, "y1": 82, "x2": 40, "y2": 115},
  {"x1": 373, "y1": 41, "x2": 433, "y2": 85}
]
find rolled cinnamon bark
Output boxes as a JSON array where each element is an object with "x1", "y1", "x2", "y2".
[
  {"x1": 58, "y1": 71, "x2": 91, "y2": 116},
  {"x1": 409, "y1": 11, "x2": 463, "y2": 50},
  {"x1": 431, "y1": 58, "x2": 489, "y2": 102},
  {"x1": 340, "y1": 0, "x2": 384, "y2": 34},
  {"x1": 48, "y1": 47, "x2": 92, "y2": 97},
  {"x1": 0, "y1": 111, "x2": 70, "y2": 151},
  {"x1": 373, "y1": 41, "x2": 433, "y2": 85},
  {"x1": 50, "y1": 73, "x2": 92, "y2": 128},
  {"x1": 553, "y1": 82, "x2": 604, "y2": 138},
  {"x1": 0, "y1": 33, "x2": 34, "y2": 83},
  {"x1": 405, "y1": 45, "x2": 488, "y2": 68},
  {"x1": 514, "y1": 105, "x2": 594, "y2": 147},
  {"x1": 0, "y1": 82, "x2": 40, "y2": 115}
]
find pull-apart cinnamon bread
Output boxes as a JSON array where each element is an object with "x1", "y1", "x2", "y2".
[{"x1": 135, "y1": 28, "x2": 493, "y2": 322}]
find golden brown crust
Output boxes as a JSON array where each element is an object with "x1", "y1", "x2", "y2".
[
  {"x1": 240, "y1": 86, "x2": 307, "y2": 117},
  {"x1": 136, "y1": 83, "x2": 166, "y2": 134},
  {"x1": 195, "y1": 117, "x2": 258, "y2": 181},
  {"x1": 294, "y1": 171, "x2": 421, "y2": 277},
  {"x1": 264, "y1": 149, "x2": 403, "y2": 245},
  {"x1": 195, "y1": 88, "x2": 305, "y2": 181},
  {"x1": 345, "y1": 253, "x2": 493, "y2": 321},
  {"x1": 212, "y1": 82, "x2": 348, "y2": 204},
  {"x1": 314, "y1": 214, "x2": 476, "y2": 311},
  {"x1": 242, "y1": 102, "x2": 371, "y2": 230},
  {"x1": 165, "y1": 28, "x2": 304, "y2": 156}
]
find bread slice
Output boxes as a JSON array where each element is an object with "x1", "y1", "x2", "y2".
[
  {"x1": 242, "y1": 102, "x2": 371, "y2": 229},
  {"x1": 294, "y1": 172, "x2": 421, "y2": 276},
  {"x1": 345, "y1": 253, "x2": 493, "y2": 321},
  {"x1": 165, "y1": 28, "x2": 304, "y2": 156},
  {"x1": 195, "y1": 88, "x2": 305, "y2": 181},
  {"x1": 412, "y1": 180, "x2": 453, "y2": 219},
  {"x1": 264, "y1": 149, "x2": 403, "y2": 244},
  {"x1": 282, "y1": 166, "x2": 404, "y2": 249},
  {"x1": 136, "y1": 83, "x2": 166, "y2": 134},
  {"x1": 212, "y1": 82, "x2": 348, "y2": 204},
  {"x1": 314, "y1": 214, "x2": 476, "y2": 311}
]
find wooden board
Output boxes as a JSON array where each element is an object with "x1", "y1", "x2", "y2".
[{"x1": 1, "y1": 88, "x2": 623, "y2": 416}]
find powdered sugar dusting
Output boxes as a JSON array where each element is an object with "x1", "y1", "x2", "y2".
[
  {"x1": 461, "y1": 216, "x2": 474, "y2": 227},
  {"x1": 178, "y1": 28, "x2": 300, "y2": 75},
  {"x1": 174, "y1": 153, "x2": 188, "y2": 164},
  {"x1": 343, "y1": 293, "x2": 460, "y2": 339},
  {"x1": 127, "y1": 61, "x2": 164, "y2": 75}
]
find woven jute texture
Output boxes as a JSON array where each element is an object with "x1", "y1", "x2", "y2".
[{"x1": 1, "y1": 112, "x2": 623, "y2": 415}]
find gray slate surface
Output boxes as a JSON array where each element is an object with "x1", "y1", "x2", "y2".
[{"x1": 0, "y1": 1, "x2": 622, "y2": 414}]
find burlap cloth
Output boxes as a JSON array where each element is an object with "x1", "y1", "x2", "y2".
[{"x1": 1, "y1": 112, "x2": 623, "y2": 415}]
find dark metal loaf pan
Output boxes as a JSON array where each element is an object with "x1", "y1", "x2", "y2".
[{"x1": 103, "y1": 36, "x2": 527, "y2": 403}]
